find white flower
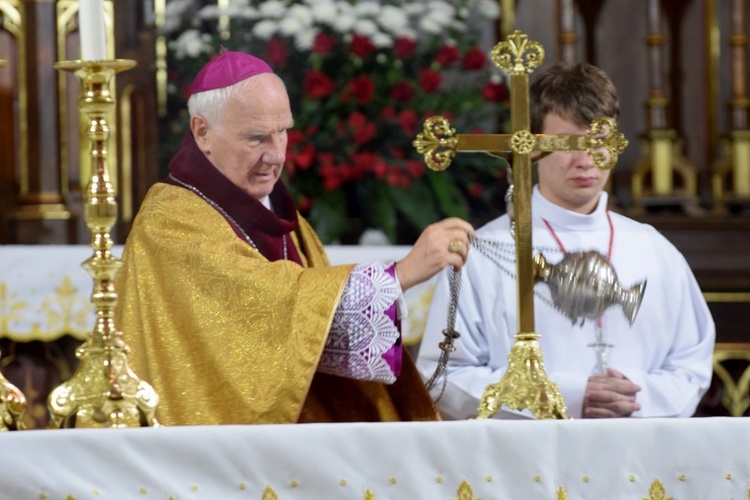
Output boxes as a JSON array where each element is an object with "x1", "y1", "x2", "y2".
[
  {"x1": 162, "y1": 0, "x2": 195, "y2": 34},
  {"x1": 402, "y1": 3, "x2": 424, "y2": 16},
  {"x1": 332, "y1": 12, "x2": 356, "y2": 33},
  {"x1": 311, "y1": 1, "x2": 339, "y2": 25},
  {"x1": 390, "y1": 26, "x2": 417, "y2": 40},
  {"x1": 378, "y1": 5, "x2": 409, "y2": 34},
  {"x1": 489, "y1": 71, "x2": 505, "y2": 84},
  {"x1": 170, "y1": 28, "x2": 211, "y2": 59},
  {"x1": 258, "y1": 0, "x2": 287, "y2": 19},
  {"x1": 252, "y1": 19, "x2": 279, "y2": 40},
  {"x1": 197, "y1": 5, "x2": 222, "y2": 21},
  {"x1": 279, "y1": 17, "x2": 306, "y2": 37},
  {"x1": 474, "y1": 0, "x2": 501, "y2": 18},
  {"x1": 352, "y1": 1, "x2": 381, "y2": 18},
  {"x1": 294, "y1": 27, "x2": 320, "y2": 50},
  {"x1": 371, "y1": 32, "x2": 393, "y2": 49},
  {"x1": 352, "y1": 19, "x2": 378, "y2": 37},
  {"x1": 237, "y1": 6, "x2": 259, "y2": 20},
  {"x1": 287, "y1": 3, "x2": 314, "y2": 23}
]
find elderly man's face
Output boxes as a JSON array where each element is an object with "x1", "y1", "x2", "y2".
[{"x1": 193, "y1": 73, "x2": 294, "y2": 200}]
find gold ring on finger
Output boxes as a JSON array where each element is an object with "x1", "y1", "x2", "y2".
[{"x1": 449, "y1": 239, "x2": 463, "y2": 253}]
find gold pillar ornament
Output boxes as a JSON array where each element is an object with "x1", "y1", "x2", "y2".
[
  {"x1": 711, "y1": 0, "x2": 750, "y2": 210},
  {"x1": 413, "y1": 31, "x2": 628, "y2": 420},
  {"x1": 47, "y1": 59, "x2": 159, "y2": 429},
  {"x1": 630, "y1": 0, "x2": 698, "y2": 212},
  {"x1": 0, "y1": 59, "x2": 5, "y2": 68}
]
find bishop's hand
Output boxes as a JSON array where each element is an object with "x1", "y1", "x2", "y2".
[{"x1": 395, "y1": 217, "x2": 474, "y2": 292}]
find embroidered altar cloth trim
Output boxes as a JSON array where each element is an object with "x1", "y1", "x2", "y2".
[{"x1": 0, "y1": 418, "x2": 748, "y2": 498}]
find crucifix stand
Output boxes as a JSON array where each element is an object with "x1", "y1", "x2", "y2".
[{"x1": 413, "y1": 31, "x2": 627, "y2": 420}]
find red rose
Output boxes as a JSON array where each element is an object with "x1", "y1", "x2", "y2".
[
  {"x1": 290, "y1": 144, "x2": 316, "y2": 171},
  {"x1": 406, "y1": 160, "x2": 425, "y2": 179},
  {"x1": 380, "y1": 106, "x2": 395, "y2": 119},
  {"x1": 304, "y1": 70, "x2": 335, "y2": 98},
  {"x1": 482, "y1": 81, "x2": 508, "y2": 102},
  {"x1": 265, "y1": 37, "x2": 288, "y2": 69},
  {"x1": 390, "y1": 81, "x2": 414, "y2": 101},
  {"x1": 323, "y1": 176, "x2": 342, "y2": 191},
  {"x1": 349, "y1": 75, "x2": 375, "y2": 105},
  {"x1": 468, "y1": 183, "x2": 484, "y2": 197},
  {"x1": 182, "y1": 83, "x2": 193, "y2": 101},
  {"x1": 349, "y1": 34, "x2": 376, "y2": 58},
  {"x1": 419, "y1": 69, "x2": 442, "y2": 93},
  {"x1": 287, "y1": 129, "x2": 304, "y2": 147},
  {"x1": 397, "y1": 110, "x2": 418, "y2": 135},
  {"x1": 463, "y1": 47, "x2": 486, "y2": 70},
  {"x1": 436, "y1": 45, "x2": 459, "y2": 66},
  {"x1": 394, "y1": 37, "x2": 417, "y2": 58},
  {"x1": 297, "y1": 197, "x2": 313, "y2": 212},
  {"x1": 372, "y1": 160, "x2": 388, "y2": 178},
  {"x1": 313, "y1": 32, "x2": 337, "y2": 54}
]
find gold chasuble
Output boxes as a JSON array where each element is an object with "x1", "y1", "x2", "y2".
[{"x1": 115, "y1": 182, "x2": 437, "y2": 425}]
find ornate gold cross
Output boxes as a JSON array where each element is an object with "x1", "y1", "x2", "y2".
[{"x1": 413, "y1": 31, "x2": 628, "y2": 420}]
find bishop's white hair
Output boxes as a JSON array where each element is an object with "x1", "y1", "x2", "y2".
[{"x1": 187, "y1": 73, "x2": 286, "y2": 129}]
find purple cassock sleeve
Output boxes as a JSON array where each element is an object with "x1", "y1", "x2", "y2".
[{"x1": 316, "y1": 262, "x2": 403, "y2": 383}]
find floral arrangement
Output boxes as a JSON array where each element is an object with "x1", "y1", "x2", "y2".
[{"x1": 161, "y1": 0, "x2": 510, "y2": 243}]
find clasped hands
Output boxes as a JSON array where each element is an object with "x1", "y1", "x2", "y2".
[{"x1": 583, "y1": 368, "x2": 641, "y2": 418}]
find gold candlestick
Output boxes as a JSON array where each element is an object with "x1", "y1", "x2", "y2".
[
  {"x1": 0, "y1": 58, "x2": 27, "y2": 430},
  {"x1": 47, "y1": 59, "x2": 159, "y2": 428},
  {"x1": 0, "y1": 368, "x2": 26, "y2": 431}
]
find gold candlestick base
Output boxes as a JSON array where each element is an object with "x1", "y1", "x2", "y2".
[
  {"x1": 47, "y1": 59, "x2": 159, "y2": 428},
  {"x1": 0, "y1": 360, "x2": 26, "y2": 431},
  {"x1": 477, "y1": 333, "x2": 569, "y2": 420}
]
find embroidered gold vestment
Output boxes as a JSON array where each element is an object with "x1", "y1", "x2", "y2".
[{"x1": 115, "y1": 183, "x2": 437, "y2": 425}]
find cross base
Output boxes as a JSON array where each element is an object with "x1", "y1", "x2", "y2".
[{"x1": 477, "y1": 333, "x2": 569, "y2": 420}]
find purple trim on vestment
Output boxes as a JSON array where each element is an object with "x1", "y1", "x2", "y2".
[{"x1": 382, "y1": 263, "x2": 403, "y2": 376}]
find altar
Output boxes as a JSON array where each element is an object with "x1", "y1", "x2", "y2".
[{"x1": 2, "y1": 417, "x2": 749, "y2": 498}]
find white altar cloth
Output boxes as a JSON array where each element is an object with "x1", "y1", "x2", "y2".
[
  {"x1": 0, "y1": 418, "x2": 748, "y2": 499},
  {"x1": 0, "y1": 245, "x2": 433, "y2": 344}
]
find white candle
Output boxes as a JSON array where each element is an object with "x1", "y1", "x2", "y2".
[{"x1": 79, "y1": 0, "x2": 107, "y2": 60}]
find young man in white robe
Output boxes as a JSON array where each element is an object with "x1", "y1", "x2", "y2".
[{"x1": 417, "y1": 62, "x2": 715, "y2": 419}]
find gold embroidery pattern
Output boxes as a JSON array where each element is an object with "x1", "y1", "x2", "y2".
[
  {"x1": 39, "y1": 277, "x2": 91, "y2": 338},
  {"x1": 0, "y1": 283, "x2": 26, "y2": 336},
  {"x1": 261, "y1": 486, "x2": 278, "y2": 500},
  {"x1": 643, "y1": 479, "x2": 674, "y2": 500},
  {"x1": 404, "y1": 284, "x2": 435, "y2": 346},
  {"x1": 557, "y1": 486, "x2": 568, "y2": 500},
  {"x1": 363, "y1": 489, "x2": 376, "y2": 500},
  {"x1": 451, "y1": 480, "x2": 480, "y2": 500},
  {"x1": 0, "y1": 277, "x2": 91, "y2": 341}
]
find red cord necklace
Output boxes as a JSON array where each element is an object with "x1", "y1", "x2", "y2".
[{"x1": 542, "y1": 208, "x2": 614, "y2": 260}]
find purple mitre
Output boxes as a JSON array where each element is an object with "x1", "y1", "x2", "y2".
[{"x1": 191, "y1": 48, "x2": 274, "y2": 94}]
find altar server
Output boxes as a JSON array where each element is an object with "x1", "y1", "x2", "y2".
[
  {"x1": 115, "y1": 50, "x2": 474, "y2": 425},
  {"x1": 418, "y1": 62, "x2": 715, "y2": 419}
]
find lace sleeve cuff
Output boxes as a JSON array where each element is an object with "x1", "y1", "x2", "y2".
[{"x1": 317, "y1": 261, "x2": 403, "y2": 384}]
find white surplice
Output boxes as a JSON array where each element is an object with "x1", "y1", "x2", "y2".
[{"x1": 417, "y1": 186, "x2": 715, "y2": 419}]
